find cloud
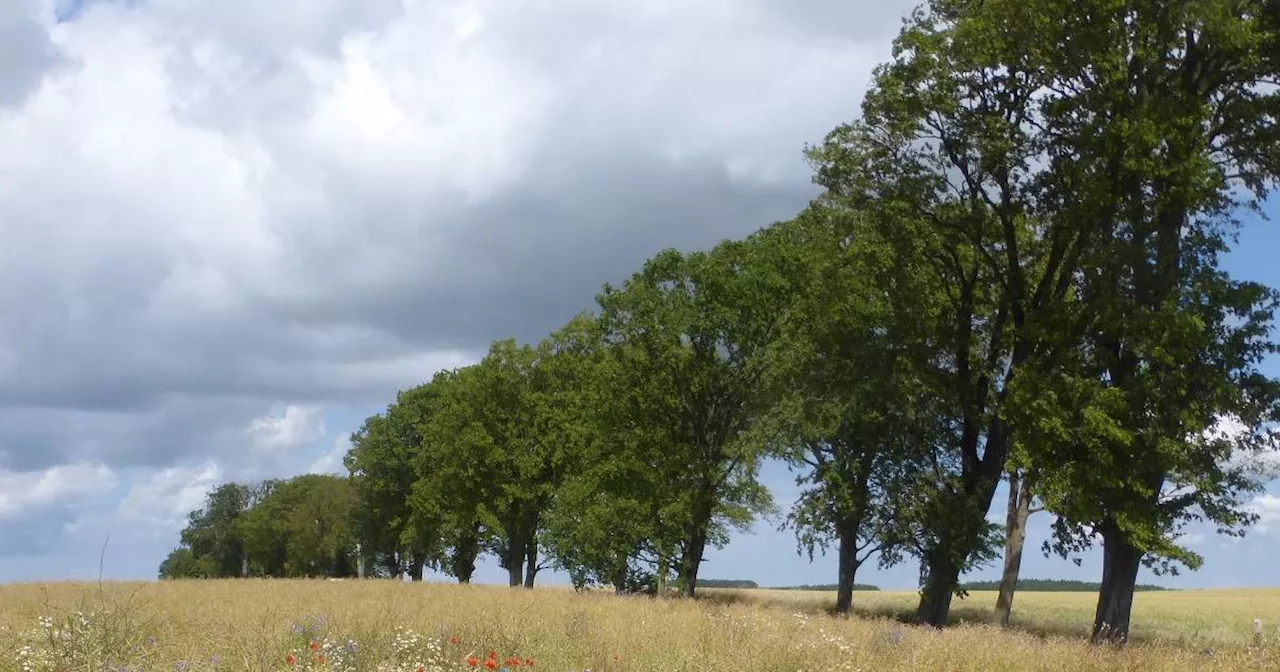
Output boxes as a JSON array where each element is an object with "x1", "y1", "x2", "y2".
[
  {"x1": 0, "y1": 0, "x2": 919, "y2": 573},
  {"x1": 116, "y1": 462, "x2": 223, "y2": 529},
  {"x1": 1207, "y1": 415, "x2": 1280, "y2": 479},
  {"x1": 248, "y1": 405, "x2": 325, "y2": 452},
  {"x1": 1249, "y1": 494, "x2": 1280, "y2": 535},
  {"x1": 1175, "y1": 532, "x2": 1207, "y2": 547},
  {"x1": 0, "y1": 0, "x2": 64, "y2": 107},
  {"x1": 308, "y1": 434, "x2": 352, "y2": 477},
  {"x1": 0, "y1": 462, "x2": 117, "y2": 520}
]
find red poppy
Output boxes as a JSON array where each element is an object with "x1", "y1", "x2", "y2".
[
  {"x1": 505, "y1": 657, "x2": 521, "y2": 666},
  {"x1": 310, "y1": 641, "x2": 321, "y2": 651},
  {"x1": 285, "y1": 654, "x2": 295, "y2": 666},
  {"x1": 524, "y1": 659, "x2": 535, "y2": 667},
  {"x1": 449, "y1": 636, "x2": 461, "y2": 645},
  {"x1": 484, "y1": 660, "x2": 498, "y2": 670},
  {"x1": 416, "y1": 667, "x2": 425, "y2": 672},
  {"x1": 314, "y1": 654, "x2": 325, "y2": 664},
  {"x1": 467, "y1": 655, "x2": 479, "y2": 667},
  {"x1": 488, "y1": 649, "x2": 497, "y2": 659}
]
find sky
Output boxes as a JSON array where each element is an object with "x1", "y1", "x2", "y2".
[{"x1": 1, "y1": 0, "x2": 1277, "y2": 591}]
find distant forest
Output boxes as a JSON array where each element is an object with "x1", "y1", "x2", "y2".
[
  {"x1": 958, "y1": 579, "x2": 1170, "y2": 592},
  {"x1": 704, "y1": 578, "x2": 1170, "y2": 593},
  {"x1": 769, "y1": 583, "x2": 881, "y2": 592}
]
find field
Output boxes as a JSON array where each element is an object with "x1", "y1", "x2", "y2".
[{"x1": 0, "y1": 581, "x2": 1277, "y2": 672}]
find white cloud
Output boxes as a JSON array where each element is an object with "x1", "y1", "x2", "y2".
[
  {"x1": 1175, "y1": 532, "x2": 1207, "y2": 547},
  {"x1": 247, "y1": 404, "x2": 326, "y2": 452},
  {"x1": 116, "y1": 462, "x2": 222, "y2": 529},
  {"x1": 0, "y1": 462, "x2": 117, "y2": 520},
  {"x1": 308, "y1": 434, "x2": 352, "y2": 476},
  {"x1": 1249, "y1": 494, "x2": 1280, "y2": 535},
  {"x1": 1208, "y1": 415, "x2": 1280, "y2": 479}
]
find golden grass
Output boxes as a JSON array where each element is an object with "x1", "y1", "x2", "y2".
[{"x1": 0, "y1": 580, "x2": 1276, "y2": 671}]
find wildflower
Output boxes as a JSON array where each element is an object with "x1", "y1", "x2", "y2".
[
  {"x1": 468, "y1": 655, "x2": 480, "y2": 667},
  {"x1": 310, "y1": 641, "x2": 322, "y2": 651},
  {"x1": 484, "y1": 659, "x2": 498, "y2": 670},
  {"x1": 285, "y1": 654, "x2": 296, "y2": 666},
  {"x1": 524, "y1": 659, "x2": 535, "y2": 667},
  {"x1": 449, "y1": 636, "x2": 461, "y2": 645}
]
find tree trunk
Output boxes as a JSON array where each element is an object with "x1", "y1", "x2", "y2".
[
  {"x1": 677, "y1": 490, "x2": 715, "y2": 598},
  {"x1": 916, "y1": 556, "x2": 959, "y2": 627},
  {"x1": 506, "y1": 534, "x2": 527, "y2": 587},
  {"x1": 240, "y1": 554, "x2": 249, "y2": 578},
  {"x1": 356, "y1": 543, "x2": 365, "y2": 580},
  {"x1": 678, "y1": 527, "x2": 707, "y2": 598},
  {"x1": 1092, "y1": 522, "x2": 1143, "y2": 645},
  {"x1": 994, "y1": 471, "x2": 1033, "y2": 627},
  {"x1": 452, "y1": 525, "x2": 480, "y2": 584},
  {"x1": 611, "y1": 565, "x2": 628, "y2": 594},
  {"x1": 914, "y1": 412, "x2": 1013, "y2": 627},
  {"x1": 523, "y1": 539, "x2": 538, "y2": 588},
  {"x1": 834, "y1": 520, "x2": 861, "y2": 616},
  {"x1": 656, "y1": 550, "x2": 669, "y2": 595},
  {"x1": 408, "y1": 555, "x2": 425, "y2": 582}
]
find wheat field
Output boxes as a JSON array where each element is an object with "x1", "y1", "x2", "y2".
[{"x1": 0, "y1": 580, "x2": 1276, "y2": 671}]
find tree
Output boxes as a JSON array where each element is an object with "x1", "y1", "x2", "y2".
[
  {"x1": 158, "y1": 547, "x2": 210, "y2": 579},
  {"x1": 177, "y1": 482, "x2": 256, "y2": 578},
  {"x1": 992, "y1": 462, "x2": 1044, "y2": 627},
  {"x1": 346, "y1": 383, "x2": 444, "y2": 581},
  {"x1": 540, "y1": 314, "x2": 687, "y2": 593},
  {"x1": 238, "y1": 475, "x2": 359, "y2": 577},
  {"x1": 521, "y1": 314, "x2": 609, "y2": 587},
  {"x1": 408, "y1": 366, "x2": 498, "y2": 584},
  {"x1": 593, "y1": 239, "x2": 790, "y2": 597},
  {"x1": 805, "y1": 0, "x2": 1280, "y2": 629},
  {"x1": 760, "y1": 209, "x2": 936, "y2": 616},
  {"x1": 1013, "y1": 246, "x2": 1280, "y2": 642},
  {"x1": 464, "y1": 338, "x2": 561, "y2": 588},
  {"x1": 970, "y1": 0, "x2": 1280, "y2": 643}
]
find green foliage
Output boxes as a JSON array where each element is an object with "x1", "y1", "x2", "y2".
[
  {"x1": 758, "y1": 209, "x2": 939, "y2": 581},
  {"x1": 164, "y1": 475, "x2": 357, "y2": 579},
  {"x1": 804, "y1": 0, "x2": 1280, "y2": 631},
  {"x1": 157, "y1": 547, "x2": 210, "y2": 579},
  {"x1": 345, "y1": 382, "x2": 443, "y2": 577},
  {"x1": 238, "y1": 474, "x2": 358, "y2": 578},
  {"x1": 176, "y1": 483, "x2": 255, "y2": 578},
  {"x1": 591, "y1": 240, "x2": 795, "y2": 595}
]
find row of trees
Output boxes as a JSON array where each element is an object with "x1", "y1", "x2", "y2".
[
  {"x1": 160, "y1": 0, "x2": 1280, "y2": 645},
  {"x1": 159, "y1": 476, "x2": 358, "y2": 580}
]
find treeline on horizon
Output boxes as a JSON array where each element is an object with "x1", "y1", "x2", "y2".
[
  {"x1": 158, "y1": 0, "x2": 1280, "y2": 645},
  {"x1": 957, "y1": 579, "x2": 1169, "y2": 593}
]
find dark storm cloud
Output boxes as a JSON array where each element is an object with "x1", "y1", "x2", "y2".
[{"x1": 0, "y1": 0, "x2": 910, "y2": 479}]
